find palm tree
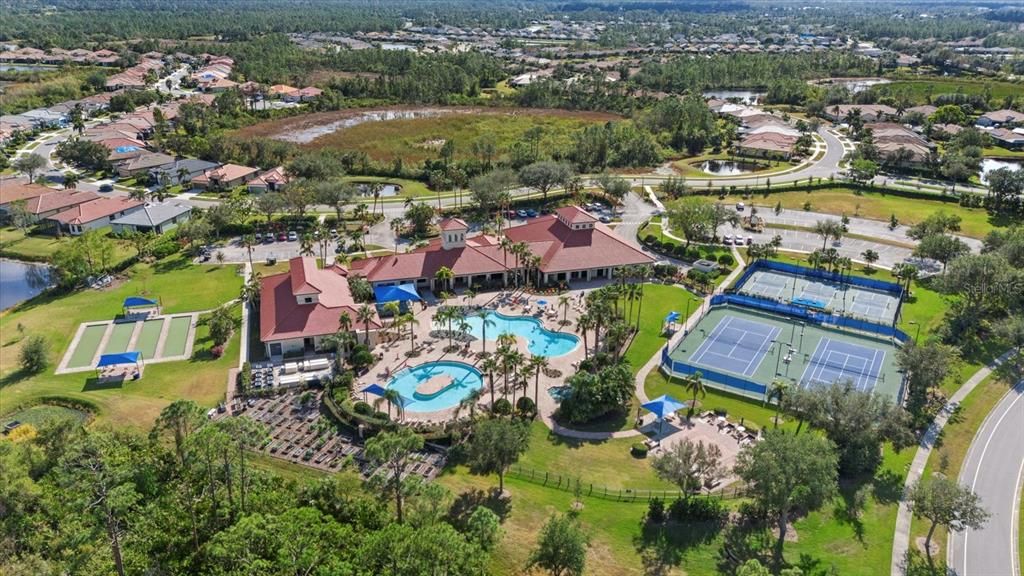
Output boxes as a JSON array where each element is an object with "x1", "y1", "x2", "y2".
[
  {"x1": 767, "y1": 379, "x2": 789, "y2": 428},
  {"x1": 576, "y1": 313, "x2": 595, "y2": 359},
  {"x1": 480, "y1": 356, "x2": 500, "y2": 407},
  {"x1": 375, "y1": 388, "x2": 403, "y2": 420},
  {"x1": 403, "y1": 313, "x2": 419, "y2": 351},
  {"x1": 241, "y1": 233, "x2": 256, "y2": 267},
  {"x1": 389, "y1": 218, "x2": 403, "y2": 254},
  {"x1": 434, "y1": 266, "x2": 454, "y2": 294},
  {"x1": 457, "y1": 388, "x2": 484, "y2": 420},
  {"x1": 681, "y1": 372, "x2": 706, "y2": 419},
  {"x1": 370, "y1": 182, "x2": 383, "y2": 217},
  {"x1": 463, "y1": 288, "x2": 476, "y2": 306},
  {"x1": 176, "y1": 166, "x2": 191, "y2": 188},
  {"x1": 356, "y1": 304, "x2": 376, "y2": 346},
  {"x1": 299, "y1": 233, "x2": 315, "y2": 257},
  {"x1": 499, "y1": 236, "x2": 514, "y2": 284},
  {"x1": 558, "y1": 295, "x2": 571, "y2": 325},
  {"x1": 504, "y1": 350, "x2": 525, "y2": 406},
  {"x1": 63, "y1": 172, "x2": 80, "y2": 190},
  {"x1": 528, "y1": 355, "x2": 549, "y2": 409},
  {"x1": 635, "y1": 265, "x2": 651, "y2": 330},
  {"x1": 475, "y1": 309, "x2": 495, "y2": 355}
]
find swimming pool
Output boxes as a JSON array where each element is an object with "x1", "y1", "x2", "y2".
[
  {"x1": 386, "y1": 361, "x2": 483, "y2": 412},
  {"x1": 460, "y1": 311, "x2": 579, "y2": 357}
]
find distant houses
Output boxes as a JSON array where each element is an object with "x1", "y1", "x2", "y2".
[
  {"x1": 192, "y1": 164, "x2": 260, "y2": 190},
  {"x1": 110, "y1": 201, "x2": 193, "y2": 235}
]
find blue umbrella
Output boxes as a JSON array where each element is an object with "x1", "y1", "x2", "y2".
[
  {"x1": 642, "y1": 394, "x2": 687, "y2": 435},
  {"x1": 537, "y1": 299, "x2": 548, "y2": 307}
]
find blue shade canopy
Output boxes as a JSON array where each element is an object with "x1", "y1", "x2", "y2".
[
  {"x1": 374, "y1": 283, "x2": 421, "y2": 303},
  {"x1": 363, "y1": 383, "x2": 388, "y2": 396},
  {"x1": 124, "y1": 296, "x2": 158, "y2": 308},
  {"x1": 664, "y1": 311, "x2": 680, "y2": 323},
  {"x1": 642, "y1": 394, "x2": 686, "y2": 419},
  {"x1": 114, "y1": 145, "x2": 138, "y2": 153},
  {"x1": 536, "y1": 299, "x2": 548, "y2": 306},
  {"x1": 97, "y1": 352, "x2": 141, "y2": 367}
]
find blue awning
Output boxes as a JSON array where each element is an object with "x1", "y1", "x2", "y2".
[
  {"x1": 124, "y1": 296, "x2": 158, "y2": 308},
  {"x1": 97, "y1": 352, "x2": 141, "y2": 367},
  {"x1": 664, "y1": 311, "x2": 680, "y2": 323},
  {"x1": 642, "y1": 394, "x2": 687, "y2": 420},
  {"x1": 363, "y1": 383, "x2": 388, "y2": 396},
  {"x1": 374, "y1": 283, "x2": 421, "y2": 303}
]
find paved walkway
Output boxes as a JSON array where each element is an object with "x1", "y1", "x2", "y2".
[{"x1": 890, "y1": 349, "x2": 1017, "y2": 575}]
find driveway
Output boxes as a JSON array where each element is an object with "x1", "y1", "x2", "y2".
[{"x1": 948, "y1": 379, "x2": 1024, "y2": 576}]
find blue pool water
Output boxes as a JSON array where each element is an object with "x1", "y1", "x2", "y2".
[
  {"x1": 460, "y1": 311, "x2": 579, "y2": 357},
  {"x1": 386, "y1": 361, "x2": 483, "y2": 412}
]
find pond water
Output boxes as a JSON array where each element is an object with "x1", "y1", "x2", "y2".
[
  {"x1": 379, "y1": 42, "x2": 416, "y2": 51},
  {"x1": 699, "y1": 159, "x2": 760, "y2": 176},
  {"x1": 274, "y1": 108, "x2": 463, "y2": 144},
  {"x1": 703, "y1": 90, "x2": 763, "y2": 105},
  {"x1": 979, "y1": 158, "x2": 1021, "y2": 185},
  {"x1": 354, "y1": 182, "x2": 402, "y2": 197},
  {"x1": 0, "y1": 259, "x2": 52, "y2": 311},
  {"x1": 0, "y1": 63, "x2": 59, "y2": 72},
  {"x1": 813, "y1": 78, "x2": 891, "y2": 94}
]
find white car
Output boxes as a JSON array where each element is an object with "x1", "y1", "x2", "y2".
[
  {"x1": 723, "y1": 234, "x2": 733, "y2": 245},
  {"x1": 735, "y1": 202, "x2": 745, "y2": 211}
]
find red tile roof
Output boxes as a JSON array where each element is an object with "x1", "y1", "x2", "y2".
[
  {"x1": 0, "y1": 179, "x2": 52, "y2": 206},
  {"x1": 47, "y1": 197, "x2": 143, "y2": 225},
  {"x1": 555, "y1": 206, "x2": 597, "y2": 224},
  {"x1": 260, "y1": 257, "x2": 381, "y2": 342},
  {"x1": 439, "y1": 217, "x2": 468, "y2": 231},
  {"x1": 23, "y1": 190, "x2": 99, "y2": 215},
  {"x1": 352, "y1": 207, "x2": 653, "y2": 282}
]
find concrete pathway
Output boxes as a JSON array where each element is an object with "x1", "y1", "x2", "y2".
[{"x1": 890, "y1": 349, "x2": 1017, "y2": 575}]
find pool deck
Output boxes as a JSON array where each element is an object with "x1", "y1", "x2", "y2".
[
  {"x1": 356, "y1": 288, "x2": 590, "y2": 424},
  {"x1": 55, "y1": 312, "x2": 200, "y2": 375}
]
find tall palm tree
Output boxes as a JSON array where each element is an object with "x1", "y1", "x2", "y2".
[
  {"x1": 576, "y1": 313, "x2": 595, "y2": 359},
  {"x1": 480, "y1": 355, "x2": 500, "y2": 407},
  {"x1": 504, "y1": 350, "x2": 525, "y2": 406},
  {"x1": 356, "y1": 304, "x2": 376, "y2": 346},
  {"x1": 499, "y1": 236, "x2": 514, "y2": 284},
  {"x1": 299, "y1": 234, "x2": 315, "y2": 257},
  {"x1": 389, "y1": 218, "x2": 403, "y2": 254},
  {"x1": 463, "y1": 288, "x2": 476, "y2": 306},
  {"x1": 475, "y1": 309, "x2": 495, "y2": 355},
  {"x1": 176, "y1": 166, "x2": 191, "y2": 188},
  {"x1": 767, "y1": 379, "x2": 789, "y2": 428},
  {"x1": 635, "y1": 265, "x2": 651, "y2": 330},
  {"x1": 681, "y1": 372, "x2": 706, "y2": 420},
  {"x1": 528, "y1": 355, "x2": 549, "y2": 409},
  {"x1": 63, "y1": 172, "x2": 80, "y2": 190},
  {"x1": 241, "y1": 233, "x2": 256, "y2": 267},
  {"x1": 558, "y1": 295, "x2": 571, "y2": 325},
  {"x1": 434, "y1": 266, "x2": 454, "y2": 294},
  {"x1": 403, "y1": 313, "x2": 419, "y2": 350},
  {"x1": 457, "y1": 387, "x2": 484, "y2": 420},
  {"x1": 375, "y1": 388, "x2": 403, "y2": 420}
]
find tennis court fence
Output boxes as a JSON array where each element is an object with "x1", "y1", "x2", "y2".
[
  {"x1": 661, "y1": 347, "x2": 768, "y2": 400},
  {"x1": 506, "y1": 464, "x2": 748, "y2": 502},
  {"x1": 711, "y1": 294, "x2": 911, "y2": 343},
  {"x1": 735, "y1": 259, "x2": 904, "y2": 297}
]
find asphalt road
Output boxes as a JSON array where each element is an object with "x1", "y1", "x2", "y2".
[{"x1": 948, "y1": 378, "x2": 1024, "y2": 576}]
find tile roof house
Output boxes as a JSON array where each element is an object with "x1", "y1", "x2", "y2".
[
  {"x1": 989, "y1": 128, "x2": 1024, "y2": 150},
  {"x1": 150, "y1": 158, "x2": 219, "y2": 186},
  {"x1": 246, "y1": 166, "x2": 290, "y2": 193},
  {"x1": 110, "y1": 201, "x2": 192, "y2": 234},
  {"x1": 976, "y1": 109, "x2": 1024, "y2": 128},
  {"x1": 824, "y1": 104, "x2": 897, "y2": 122},
  {"x1": 192, "y1": 163, "x2": 259, "y2": 190},
  {"x1": 10, "y1": 190, "x2": 100, "y2": 221},
  {"x1": 260, "y1": 257, "x2": 383, "y2": 357},
  {"x1": 351, "y1": 208, "x2": 653, "y2": 289},
  {"x1": 46, "y1": 196, "x2": 144, "y2": 235},
  {"x1": 115, "y1": 151, "x2": 176, "y2": 178},
  {"x1": 735, "y1": 132, "x2": 798, "y2": 159},
  {"x1": 268, "y1": 84, "x2": 299, "y2": 98},
  {"x1": 0, "y1": 179, "x2": 53, "y2": 210}
]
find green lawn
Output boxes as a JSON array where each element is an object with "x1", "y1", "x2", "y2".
[
  {"x1": 2, "y1": 404, "x2": 90, "y2": 428},
  {"x1": 0, "y1": 255, "x2": 243, "y2": 430},
  {"x1": 621, "y1": 284, "x2": 704, "y2": 373},
  {"x1": 872, "y1": 78, "x2": 1024, "y2": 104},
  {"x1": 340, "y1": 175, "x2": 434, "y2": 199},
  {"x1": 742, "y1": 188, "x2": 1007, "y2": 239},
  {"x1": 0, "y1": 225, "x2": 134, "y2": 263},
  {"x1": 982, "y1": 146, "x2": 1024, "y2": 159}
]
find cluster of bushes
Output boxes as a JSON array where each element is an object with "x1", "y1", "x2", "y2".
[
  {"x1": 641, "y1": 235, "x2": 736, "y2": 267},
  {"x1": 646, "y1": 496, "x2": 726, "y2": 524}
]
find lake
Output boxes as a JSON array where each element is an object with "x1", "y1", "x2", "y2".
[
  {"x1": 272, "y1": 108, "x2": 465, "y2": 144},
  {"x1": 703, "y1": 90, "x2": 763, "y2": 105},
  {"x1": 0, "y1": 63, "x2": 59, "y2": 73},
  {"x1": 700, "y1": 159, "x2": 760, "y2": 175},
  {"x1": 979, "y1": 158, "x2": 1021, "y2": 185},
  {"x1": 0, "y1": 259, "x2": 53, "y2": 311}
]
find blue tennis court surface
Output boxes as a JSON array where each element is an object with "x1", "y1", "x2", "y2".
[
  {"x1": 689, "y1": 316, "x2": 781, "y2": 377},
  {"x1": 799, "y1": 337, "x2": 885, "y2": 393}
]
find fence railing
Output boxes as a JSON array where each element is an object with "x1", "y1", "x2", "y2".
[
  {"x1": 505, "y1": 464, "x2": 748, "y2": 503},
  {"x1": 735, "y1": 258, "x2": 904, "y2": 297},
  {"x1": 660, "y1": 347, "x2": 769, "y2": 400}
]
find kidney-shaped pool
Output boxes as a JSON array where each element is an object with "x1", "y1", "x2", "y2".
[
  {"x1": 386, "y1": 361, "x2": 484, "y2": 412},
  {"x1": 460, "y1": 311, "x2": 579, "y2": 358}
]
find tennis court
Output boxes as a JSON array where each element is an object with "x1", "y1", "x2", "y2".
[
  {"x1": 799, "y1": 337, "x2": 885, "y2": 393},
  {"x1": 57, "y1": 313, "x2": 197, "y2": 374},
  {"x1": 737, "y1": 269, "x2": 899, "y2": 323},
  {"x1": 688, "y1": 316, "x2": 781, "y2": 377},
  {"x1": 667, "y1": 305, "x2": 904, "y2": 402}
]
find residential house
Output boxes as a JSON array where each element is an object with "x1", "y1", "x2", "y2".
[
  {"x1": 824, "y1": 104, "x2": 897, "y2": 123},
  {"x1": 246, "y1": 166, "x2": 290, "y2": 193},
  {"x1": 4, "y1": 190, "x2": 99, "y2": 222},
  {"x1": 0, "y1": 179, "x2": 52, "y2": 214},
  {"x1": 46, "y1": 197, "x2": 145, "y2": 235},
  {"x1": 110, "y1": 201, "x2": 192, "y2": 234},
  {"x1": 976, "y1": 109, "x2": 1024, "y2": 128},
  {"x1": 989, "y1": 128, "x2": 1024, "y2": 150},
  {"x1": 115, "y1": 151, "x2": 176, "y2": 178},
  {"x1": 260, "y1": 256, "x2": 383, "y2": 357},
  {"x1": 191, "y1": 164, "x2": 259, "y2": 190},
  {"x1": 150, "y1": 158, "x2": 219, "y2": 187}
]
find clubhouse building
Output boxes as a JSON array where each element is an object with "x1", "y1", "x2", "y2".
[
  {"x1": 350, "y1": 206, "x2": 655, "y2": 290},
  {"x1": 259, "y1": 257, "x2": 382, "y2": 358}
]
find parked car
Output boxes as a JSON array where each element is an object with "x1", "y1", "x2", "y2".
[
  {"x1": 599, "y1": 215, "x2": 611, "y2": 223},
  {"x1": 263, "y1": 233, "x2": 274, "y2": 244},
  {"x1": 745, "y1": 236, "x2": 754, "y2": 245},
  {"x1": 525, "y1": 209, "x2": 538, "y2": 218},
  {"x1": 287, "y1": 231, "x2": 298, "y2": 241},
  {"x1": 723, "y1": 234, "x2": 733, "y2": 245},
  {"x1": 277, "y1": 232, "x2": 287, "y2": 242},
  {"x1": 516, "y1": 209, "x2": 528, "y2": 218},
  {"x1": 98, "y1": 183, "x2": 114, "y2": 192},
  {"x1": 735, "y1": 202, "x2": 745, "y2": 211},
  {"x1": 329, "y1": 228, "x2": 339, "y2": 238}
]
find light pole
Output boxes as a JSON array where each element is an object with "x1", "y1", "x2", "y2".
[
  {"x1": 684, "y1": 297, "x2": 692, "y2": 335},
  {"x1": 798, "y1": 322, "x2": 806, "y2": 351},
  {"x1": 772, "y1": 340, "x2": 782, "y2": 376},
  {"x1": 908, "y1": 320, "x2": 921, "y2": 345}
]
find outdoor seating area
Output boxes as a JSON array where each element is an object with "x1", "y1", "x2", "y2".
[
  {"x1": 699, "y1": 411, "x2": 761, "y2": 447},
  {"x1": 237, "y1": 391, "x2": 444, "y2": 478},
  {"x1": 251, "y1": 357, "x2": 334, "y2": 390}
]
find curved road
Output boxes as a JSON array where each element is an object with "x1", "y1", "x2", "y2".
[{"x1": 948, "y1": 379, "x2": 1024, "y2": 576}]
